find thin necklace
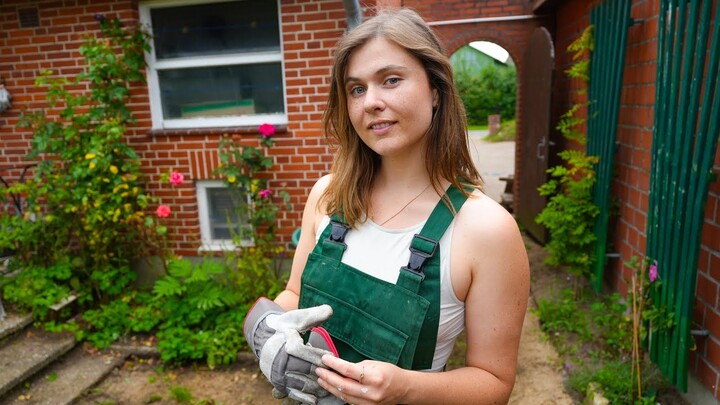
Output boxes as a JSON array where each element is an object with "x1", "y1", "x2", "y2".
[{"x1": 377, "y1": 183, "x2": 432, "y2": 226}]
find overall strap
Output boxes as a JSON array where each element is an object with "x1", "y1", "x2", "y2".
[
  {"x1": 396, "y1": 185, "x2": 470, "y2": 293},
  {"x1": 400, "y1": 184, "x2": 471, "y2": 369},
  {"x1": 319, "y1": 214, "x2": 350, "y2": 261}
]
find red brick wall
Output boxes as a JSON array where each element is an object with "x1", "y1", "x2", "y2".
[
  {"x1": 610, "y1": 0, "x2": 660, "y2": 295},
  {"x1": 555, "y1": 0, "x2": 720, "y2": 398},
  {"x1": 0, "y1": 0, "x2": 144, "y2": 219},
  {"x1": 0, "y1": 0, "x2": 541, "y2": 254},
  {"x1": 145, "y1": 0, "x2": 349, "y2": 253},
  {"x1": 0, "y1": 0, "x2": 347, "y2": 253}
]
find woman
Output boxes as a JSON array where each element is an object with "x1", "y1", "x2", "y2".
[{"x1": 245, "y1": 8, "x2": 529, "y2": 405}]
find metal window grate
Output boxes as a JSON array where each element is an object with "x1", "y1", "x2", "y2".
[
  {"x1": 646, "y1": 0, "x2": 720, "y2": 392},
  {"x1": 18, "y1": 8, "x2": 40, "y2": 28},
  {"x1": 587, "y1": 0, "x2": 632, "y2": 291}
]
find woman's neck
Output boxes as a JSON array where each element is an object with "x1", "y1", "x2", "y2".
[{"x1": 374, "y1": 155, "x2": 429, "y2": 189}]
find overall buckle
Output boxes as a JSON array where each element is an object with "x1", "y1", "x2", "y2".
[
  {"x1": 402, "y1": 234, "x2": 438, "y2": 280},
  {"x1": 329, "y1": 220, "x2": 351, "y2": 243}
]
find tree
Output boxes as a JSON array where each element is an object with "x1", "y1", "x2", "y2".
[{"x1": 455, "y1": 64, "x2": 516, "y2": 126}]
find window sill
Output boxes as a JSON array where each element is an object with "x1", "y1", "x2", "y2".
[
  {"x1": 197, "y1": 239, "x2": 254, "y2": 252},
  {"x1": 148, "y1": 124, "x2": 288, "y2": 138}
]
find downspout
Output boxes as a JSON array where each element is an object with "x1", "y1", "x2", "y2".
[{"x1": 343, "y1": 0, "x2": 362, "y2": 31}]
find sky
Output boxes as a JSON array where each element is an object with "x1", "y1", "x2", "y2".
[{"x1": 469, "y1": 41, "x2": 510, "y2": 64}]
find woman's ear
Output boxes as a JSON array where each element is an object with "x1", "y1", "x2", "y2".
[{"x1": 432, "y1": 89, "x2": 439, "y2": 108}]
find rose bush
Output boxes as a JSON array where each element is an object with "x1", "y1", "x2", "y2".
[
  {"x1": 213, "y1": 123, "x2": 289, "y2": 246},
  {"x1": 0, "y1": 18, "x2": 161, "y2": 314},
  {"x1": 1, "y1": 17, "x2": 291, "y2": 368}
]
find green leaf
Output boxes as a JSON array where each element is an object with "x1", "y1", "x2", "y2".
[
  {"x1": 167, "y1": 259, "x2": 193, "y2": 279},
  {"x1": 153, "y1": 277, "x2": 186, "y2": 297}
]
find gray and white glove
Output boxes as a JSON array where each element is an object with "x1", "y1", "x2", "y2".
[{"x1": 243, "y1": 297, "x2": 337, "y2": 404}]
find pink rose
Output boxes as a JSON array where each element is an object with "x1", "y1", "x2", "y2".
[
  {"x1": 258, "y1": 123, "x2": 275, "y2": 138},
  {"x1": 169, "y1": 171, "x2": 185, "y2": 186},
  {"x1": 156, "y1": 204, "x2": 171, "y2": 218},
  {"x1": 649, "y1": 261, "x2": 658, "y2": 283},
  {"x1": 259, "y1": 188, "x2": 272, "y2": 198}
]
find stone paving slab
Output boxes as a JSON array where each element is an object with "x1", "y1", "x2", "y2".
[
  {"x1": 468, "y1": 131, "x2": 515, "y2": 204},
  {"x1": 0, "y1": 345, "x2": 126, "y2": 405},
  {"x1": 0, "y1": 328, "x2": 75, "y2": 399}
]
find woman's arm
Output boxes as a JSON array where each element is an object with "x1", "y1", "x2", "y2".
[
  {"x1": 274, "y1": 175, "x2": 333, "y2": 311},
  {"x1": 316, "y1": 193, "x2": 530, "y2": 404}
]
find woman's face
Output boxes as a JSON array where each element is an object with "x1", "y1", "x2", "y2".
[{"x1": 344, "y1": 37, "x2": 438, "y2": 159}]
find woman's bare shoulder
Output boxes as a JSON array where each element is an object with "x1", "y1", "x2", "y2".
[
  {"x1": 452, "y1": 190, "x2": 528, "y2": 279},
  {"x1": 301, "y1": 174, "x2": 334, "y2": 236},
  {"x1": 306, "y1": 174, "x2": 333, "y2": 212},
  {"x1": 455, "y1": 190, "x2": 521, "y2": 243}
]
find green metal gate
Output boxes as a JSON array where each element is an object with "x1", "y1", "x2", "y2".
[
  {"x1": 646, "y1": 0, "x2": 720, "y2": 391},
  {"x1": 587, "y1": 0, "x2": 632, "y2": 292}
]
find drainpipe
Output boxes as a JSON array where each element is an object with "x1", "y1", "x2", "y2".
[{"x1": 342, "y1": 0, "x2": 362, "y2": 31}]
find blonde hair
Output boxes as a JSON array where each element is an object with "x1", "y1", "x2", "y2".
[{"x1": 321, "y1": 8, "x2": 482, "y2": 226}]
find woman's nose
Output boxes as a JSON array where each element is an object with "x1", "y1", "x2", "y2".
[{"x1": 363, "y1": 86, "x2": 385, "y2": 112}]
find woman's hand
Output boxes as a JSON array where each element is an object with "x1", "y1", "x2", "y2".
[{"x1": 316, "y1": 355, "x2": 409, "y2": 405}]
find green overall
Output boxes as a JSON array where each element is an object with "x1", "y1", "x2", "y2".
[{"x1": 298, "y1": 186, "x2": 468, "y2": 370}]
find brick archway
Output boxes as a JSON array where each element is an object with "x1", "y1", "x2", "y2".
[{"x1": 422, "y1": 14, "x2": 551, "y2": 213}]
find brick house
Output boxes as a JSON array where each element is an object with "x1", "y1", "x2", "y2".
[{"x1": 0, "y1": 0, "x2": 718, "y2": 400}]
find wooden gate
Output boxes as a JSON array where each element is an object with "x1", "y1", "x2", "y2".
[{"x1": 517, "y1": 27, "x2": 554, "y2": 243}]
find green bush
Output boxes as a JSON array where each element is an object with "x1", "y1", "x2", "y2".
[
  {"x1": 568, "y1": 360, "x2": 637, "y2": 404},
  {"x1": 533, "y1": 289, "x2": 588, "y2": 337},
  {"x1": 151, "y1": 256, "x2": 283, "y2": 367},
  {"x1": 3, "y1": 263, "x2": 74, "y2": 319},
  {"x1": 535, "y1": 25, "x2": 599, "y2": 282},
  {"x1": 534, "y1": 284, "x2": 667, "y2": 403},
  {"x1": 2, "y1": 17, "x2": 291, "y2": 371},
  {"x1": 49, "y1": 254, "x2": 286, "y2": 367},
  {"x1": 536, "y1": 150, "x2": 600, "y2": 279},
  {"x1": 455, "y1": 65, "x2": 516, "y2": 126},
  {"x1": 1, "y1": 18, "x2": 161, "y2": 314}
]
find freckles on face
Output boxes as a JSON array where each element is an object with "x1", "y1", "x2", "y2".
[{"x1": 343, "y1": 37, "x2": 436, "y2": 155}]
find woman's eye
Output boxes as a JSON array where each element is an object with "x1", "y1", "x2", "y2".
[{"x1": 349, "y1": 86, "x2": 365, "y2": 96}]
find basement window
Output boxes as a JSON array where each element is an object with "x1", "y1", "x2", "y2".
[{"x1": 195, "y1": 180, "x2": 252, "y2": 251}]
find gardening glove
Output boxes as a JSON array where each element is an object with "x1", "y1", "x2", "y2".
[
  {"x1": 243, "y1": 297, "x2": 337, "y2": 404},
  {"x1": 282, "y1": 396, "x2": 346, "y2": 405}
]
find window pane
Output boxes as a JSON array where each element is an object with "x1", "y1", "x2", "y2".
[
  {"x1": 151, "y1": 0, "x2": 279, "y2": 59},
  {"x1": 158, "y1": 63, "x2": 284, "y2": 119},
  {"x1": 207, "y1": 187, "x2": 249, "y2": 240}
]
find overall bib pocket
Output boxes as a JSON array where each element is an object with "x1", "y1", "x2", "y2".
[{"x1": 300, "y1": 253, "x2": 430, "y2": 369}]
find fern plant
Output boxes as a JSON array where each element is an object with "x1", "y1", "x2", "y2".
[{"x1": 152, "y1": 258, "x2": 246, "y2": 366}]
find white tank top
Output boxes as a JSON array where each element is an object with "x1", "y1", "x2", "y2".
[{"x1": 314, "y1": 216, "x2": 466, "y2": 372}]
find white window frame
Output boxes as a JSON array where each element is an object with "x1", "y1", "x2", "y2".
[
  {"x1": 195, "y1": 180, "x2": 253, "y2": 251},
  {"x1": 139, "y1": 0, "x2": 287, "y2": 130}
]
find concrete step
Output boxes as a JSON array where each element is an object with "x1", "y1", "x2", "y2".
[
  {"x1": 0, "y1": 312, "x2": 32, "y2": 343},
  {"x1": 0, "y1": 328, "x2": 76, "y2": 399},
  {"x1": 0, "y1": 344, "x2": 127, "y2": 405}
]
